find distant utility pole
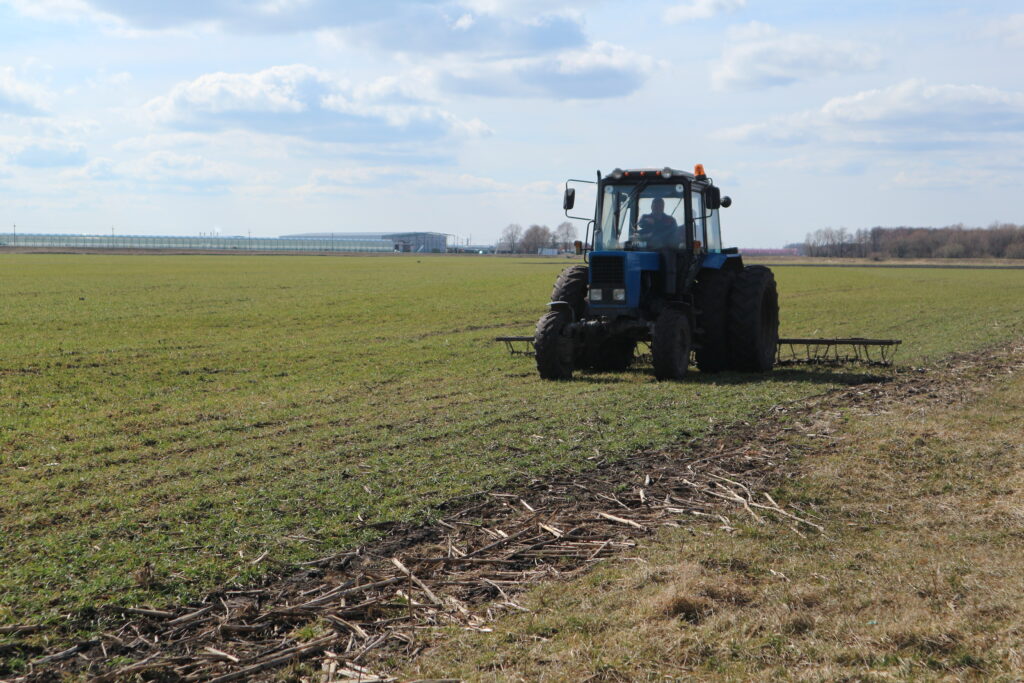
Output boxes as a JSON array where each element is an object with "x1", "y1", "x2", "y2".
[{"x1": 12, "y1": 223, "x2": 15, "y2": 247}]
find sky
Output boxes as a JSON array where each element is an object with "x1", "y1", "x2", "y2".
[{"x1": 1, "y1": 0, "x2": 1023, "y2": 247}]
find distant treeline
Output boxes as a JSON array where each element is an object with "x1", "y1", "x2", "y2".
[
  {"x1": 804, "y1": 223, "x2": 1024, "y2": 259},
  {"x1": 497, "y1": 222, "x2": 577, "y2": 254}
]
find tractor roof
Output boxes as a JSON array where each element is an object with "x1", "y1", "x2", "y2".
[{"x1": 604, "y1": 166, "x2": 712, "y2": 184}]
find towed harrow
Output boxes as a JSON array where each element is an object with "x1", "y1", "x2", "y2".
[{"x1": 496, "y1": 335, "x2": 902, "y2": 368}]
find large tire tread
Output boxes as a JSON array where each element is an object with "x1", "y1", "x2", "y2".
[
  {"x1": 694, "y1": 268, "x2": 734, "y2": 373},
  {"x1": 535, "y1": 310, "x2": 574, "y2": 380},
  {"x1": 727, "y1": 265, "x2": 779, "y2": 372},
  {"x1": 652, "y1": 308, "x2": 692, "y2": 381}
]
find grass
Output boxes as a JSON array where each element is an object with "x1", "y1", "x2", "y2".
[
  {"x1": 1, "y1": 254, "x2": 1024, "y2": 647},
  {"x1": 403, "y1": 348, "x2": 1024, "y2": 681}
]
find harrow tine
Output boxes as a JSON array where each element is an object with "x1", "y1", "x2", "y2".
[{"x1": 775, "y1": 337, "x2": 902, "y2": 368}]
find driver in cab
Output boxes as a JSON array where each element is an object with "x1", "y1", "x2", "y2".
[{"x1": 636, "y1": 197, "x2": 679, "y2": 249}]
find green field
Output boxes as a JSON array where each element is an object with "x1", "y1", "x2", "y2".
[{"x1": 2, "y1": 254, "x2": 1023, "y2": 641}]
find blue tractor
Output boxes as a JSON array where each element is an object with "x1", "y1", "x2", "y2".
[{"x1": 535, "y1": 165, "x2": 779, "y2": 380}]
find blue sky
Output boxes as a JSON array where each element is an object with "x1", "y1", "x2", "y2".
[{"x1": 1, "y1": 0, "x2": 1022, "y2": 247}]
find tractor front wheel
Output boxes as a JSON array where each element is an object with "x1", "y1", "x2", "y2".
[
  {"x1": 728, "y1": 265, "x2": 779, "y2": 372},
  {"x1": 535, "y1": 310, "x2": 574, "y2": 380},
  {"x1": 652, "y1": 308, "x2": 692, "y2": 381},
  {"x1": 550, "y1": 265, "x2": 589, "y2": 320}
]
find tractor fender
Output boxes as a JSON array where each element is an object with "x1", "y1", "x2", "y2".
[
  {"x1": 701, "y1": 252, "x2": 743, "y2": 270},
  {"x1": 547, "y1": 301, "x2": 576, "y2": 322}
]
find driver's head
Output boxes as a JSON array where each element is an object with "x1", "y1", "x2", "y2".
[{"x1": 651, "y1": 197, "x2": 665, "y2": 215}]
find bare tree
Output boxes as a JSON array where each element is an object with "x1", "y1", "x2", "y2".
[
  {"x1": 498, "y1": 223, "x2": 523, "y2": 253},
  {"x1": 554, "y1": 221, "x2": 577, "y2": 251},
  {"x1": 805, "y1": 222, "x2": 1024, "y2": 259},
  {"x1": 521, "y1": 224, "x2": 553, "y2": 254}
]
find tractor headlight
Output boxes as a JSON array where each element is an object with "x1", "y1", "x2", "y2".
[
  {"x1": 590, "y1": 288, "x2": 603, "y2": 302},
  {"x1": 613, "y1": 288, "x2": 626, "y2": 302}
]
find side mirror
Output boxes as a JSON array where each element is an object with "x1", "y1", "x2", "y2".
[
  {"x1": 563, "y1": 187, "x2": 576, "y2": 211},
  {"x1": 720, "y1": 196, "x2": 732, "y2": 208},
  {"x1": 706, "y1": 186, "x2": 721, "y2": 210},
  {"x1": 573, "y1": 240, "x2": 583, "y2": 255}
]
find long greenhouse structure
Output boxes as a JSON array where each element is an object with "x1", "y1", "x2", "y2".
[{"x1": 0, "y1": 233, "x2": 396, "y2": 253}]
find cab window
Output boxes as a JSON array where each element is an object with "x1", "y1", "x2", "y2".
[
  {"x1": 706, "y1": 208, "x2": 722, "y2": 252},
  {"x1": 691, "y1": 190, "x2": 704, "y2": 248}
]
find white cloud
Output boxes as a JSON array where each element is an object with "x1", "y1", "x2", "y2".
[
  {"x1": 0, "y1": 66, "x2": 54, "y2": 115},
  {"x1": 122, "y1": 151, "x2": 240, "y2": 185},
  {"x1": 417, "y1": 170, "x2": 556, "y2": 194},
  {"x1": 2, "y1": 0, "x2": 95, "y2": 22},
  {"x1": 665, "y1": 0, "x2": 745, "y2": 23},
  {"x1": 890, "y1": 164, "x2": 1004, "y2": 189},
  {"x1": 0, "y1": 136, "x2": 86, "y2": 166},
  {"x1": 717, "y1": 80, "x2": 1024, "y2": 149},
  {"x1": 4, "y1": 0, "x2": 589, "y2": 56},
  {"x1": 712, "y1": 23, "x2": 882, "y2": 90},
  {"x1": 148, "y1": 65, "x2": 323, "y2": 119},
  {"x1": 339, "y1": 10, "x2": 586, "y2": 57},
  {"x1": 987, "y1": 13, "x2": 1024, "y2": 46},
  {"x1": 90, "y1": 70, "x2": 133, "y2": 87},
  {"x1": 459, "y1": 0, "x2": 587, "y2": 15},
  {"x1": 762, "y1": 155, "x2": 868, "y2": 177},
  {"x1": 61, "y1": 150, "x2": 275, "y2": 193},
  {"x1": 145, "y1": 65, "x2": 489, "y2": 144},
  {"x1": 299, "y1": 166, "x2": 559, "y2": 196},
  {"x1": 306, "y1": 166, "x2": 401, "y2": 187},
  {"x1": 440, "y1": 42, "x2": 657, "y2": 99},
  {"x1": 77, "y1": 156, "x2": 117, "y2": 179},
  {"x1": 114, "y1": 130, "x2": 294, "y2": 162}
]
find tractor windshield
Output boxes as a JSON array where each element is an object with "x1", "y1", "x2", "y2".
[{"x1": 596, "y1": 182, "x2": 686, "y2": 251}]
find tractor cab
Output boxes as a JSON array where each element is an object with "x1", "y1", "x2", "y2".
[
  {"x1": 565, "y1": 166, "x2": 735, "y2": 319},
  {"x1": 591, "y1": 167, "x2": 725, "y2": 254}
]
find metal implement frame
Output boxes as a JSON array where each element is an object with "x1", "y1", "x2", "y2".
[
  {"x1": 497, "y1": 335, "x2": 902, "y2": 367},
  {"x1": 775, "y1": 337, "x2": 901, "y2": 367},
  {"x1": 496, "y1": 336, "x2": 537, "y2": 356}
]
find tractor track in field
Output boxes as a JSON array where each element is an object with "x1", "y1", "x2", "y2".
[{"x1": 9, "y1": 341, "x2": 1024, "y2": 682}]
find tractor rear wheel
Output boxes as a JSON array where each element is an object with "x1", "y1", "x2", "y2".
[
  {"x1": 550, "y1": 265, "x2": 589, "y2": 320},
  {"x1": 728, "y1": 265, "x2": 779, "y2": 372},
  {"x1": 694, "y1": 268, "x2": 734, "y2": 373},
  {"x1": 535, "y1": 310, "x2": 574, "y2": 380},
  {"x1": 652, "y1": 308, "x2": 692, "y2": 380}
]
